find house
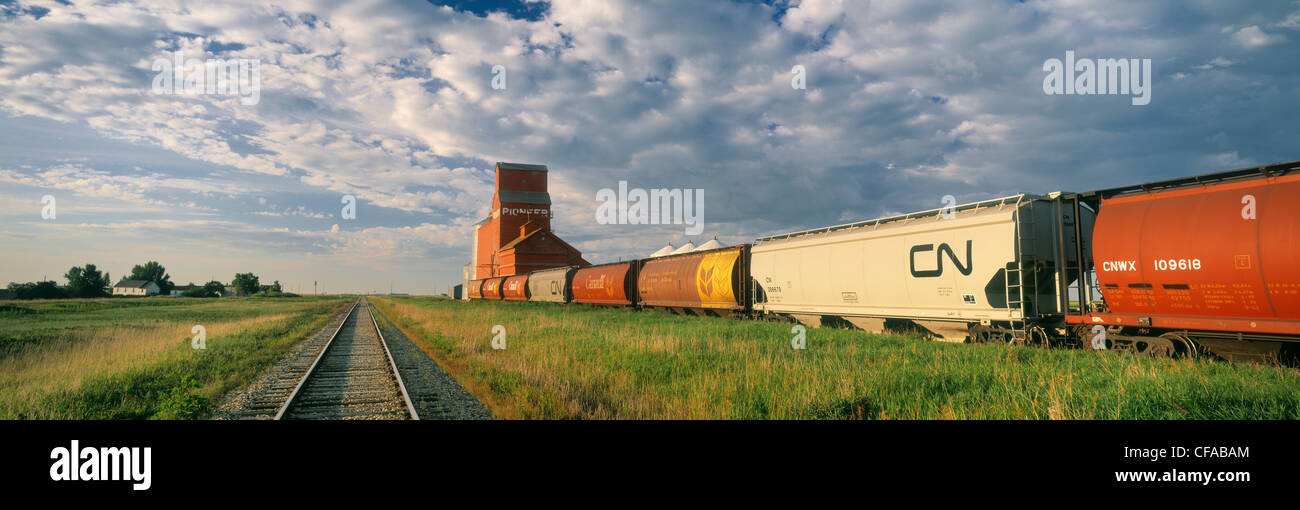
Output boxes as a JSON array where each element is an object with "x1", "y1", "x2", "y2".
[
  {"x1": 113, "y1": 279, "x2": 160, "y2": 296},
  {"x1": 170, "y1": 284, "x2": 201, "y2": 297}
]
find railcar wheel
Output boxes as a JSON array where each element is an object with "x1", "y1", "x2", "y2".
[
  {"x1": 1139, "y1": 337, "x2": 1175, "y2": 357},
  {"x1": 1072, "y1": 325, "x2": 1102, "y2": 350},
  {"x1": 1158, "y1": 332, "x2": 1198, "y2": 359},
  {"x1": 1027, "y1": 326, "x2": 1051, "y2": 347}
]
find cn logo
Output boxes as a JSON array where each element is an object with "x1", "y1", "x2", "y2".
[{"x1": 909, "y1": 241, "x2": 973, "y2": 278}]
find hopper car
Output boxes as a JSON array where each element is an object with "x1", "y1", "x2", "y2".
[
  {"x1": 637, "y1": 245, "x2": 751, "y2": 316},
  {"x1": 572, "y1": 261, "x2": 638, "y2": 306},
  {"x1": 502, "y1": 274, "x2": 529, "y2": 301},
  {"x1": 527, "y1": 266, "x2": 576, "y2": 303},
  {"x1": 480, "y1": 276, "x2": 505, "y2": 300},
  {"x1": 466, "y1": 278, "x2": 484, "y2": 299},
  {"x1": 1071, "y1": 160, "x2": 1300, "y2": 362}
]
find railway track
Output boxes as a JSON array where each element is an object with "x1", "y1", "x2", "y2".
[{"x1": 275, "y1": 297, "x2": 419, "y2": 420}]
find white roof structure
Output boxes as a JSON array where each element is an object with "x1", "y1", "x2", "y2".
[
  {"x1": 670, "y1": 240, "x2": 696, "y2": 254},
  {"x1": 649, "y1": 243, "x2": 676, "y2": 258},
  {"x1": 693, "y1": 236, "x2": 724, "y2": 251}
]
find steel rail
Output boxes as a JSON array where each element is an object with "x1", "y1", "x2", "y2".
[
  {"x1": 367, "y1": 298, "x2": 420, "y2": 420},
  {"x1": 273, "y1": 298, "x2": 360, "y2": 420}
]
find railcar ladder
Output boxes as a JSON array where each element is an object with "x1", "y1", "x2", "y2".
[
  {"x1": 1061, "y1": 196, "x2": 1084, "y2": 315},
  {"x1": 1006, "y1": 197, "x2": 1040, "y2": 330}
]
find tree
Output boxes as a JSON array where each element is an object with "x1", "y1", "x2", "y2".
[
  {"x1": 64, "y1": 264, "x2": 110, "y2": 298},
  {"x1": 271, "y1": 280, "x2": 283, "y2": 293},
  {"x1": 6, "y1": 281, "x2": 67, "y2": 299},
  {"x1": 232, "y1": 273, "x2": 260, "y2": 296},
  {"x1": 129, "y1": 261, "x2": 174, "y2": 294},
  {"x1": 202, "y1": 280, "x2": 225, "y2": 297}
]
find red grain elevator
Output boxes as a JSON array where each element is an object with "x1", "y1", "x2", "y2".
[{"x1": 472, "y1": 162, "x2": 587, "y2": 279}]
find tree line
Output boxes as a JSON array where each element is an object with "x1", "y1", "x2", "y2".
[{"x1": 4, "y1": 261, "x2": 291, "y2": 300}]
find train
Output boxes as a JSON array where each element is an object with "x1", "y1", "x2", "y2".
[{"x1": 467, "y1": 160, "x2": 1300, "y2": 363}]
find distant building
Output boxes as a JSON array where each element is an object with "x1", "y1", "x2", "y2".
[
  {"x1": 223, "y1": 286, "x2": 237, "y2": 297},
  {"x1": 649, "y1": 243, "x2": 675, "y2": 258},
  {"x1": 694, "y1": 236, "x2": 725, "y2": 251},
  {"x1": 451, "y1": 284, "x2": 463, "y2": 300},
  {"x1": 472, "y1": 162, "x2": 587, "y2": 279},
  {"x1": 462, "y1": 263, "x2": 473, "y2": 301},
  {"x1": 113, "y1": 279, "x2": 160, "y2": 296},
  {"x1": 170, "y1": 284, "x2": 200, "y2": 297}
]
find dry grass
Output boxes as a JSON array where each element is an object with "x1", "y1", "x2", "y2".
[
  {"x1": 373, "y1": 297, "x2": 1300, "y2": 420},
  {"x1": 0, "y1": 296, "x2": 350, "y2": 418},
  {"x1": 0, "y1": 313, "x2": 291, "y2": 408}
]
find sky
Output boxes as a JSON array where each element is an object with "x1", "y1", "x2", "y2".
[{"x1": 0, "y1": 0, "x2": 1297, "y2": 294}]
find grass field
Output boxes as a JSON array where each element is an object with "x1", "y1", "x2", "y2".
[
  {"x1": 371, "y1": 296, "x2": 1300, "y2": 419},
  {"x1": 0, "y1": 296, "x2": 350, "y2": 419}
]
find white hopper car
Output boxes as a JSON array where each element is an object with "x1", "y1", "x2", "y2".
[{"x1": 751, "y1": 193, "x2": 1095, "y2": 344}]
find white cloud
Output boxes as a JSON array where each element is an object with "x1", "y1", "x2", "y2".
[
  {"x1": 1194, "y1": 57, "x2": 1235, "y2": 70},
  {"x1": 1231, "y1": 25, "x2": 1285, "y2": 48},
  {"x1": 0, "y1": 164, "x2": 232, "y2": 211}
]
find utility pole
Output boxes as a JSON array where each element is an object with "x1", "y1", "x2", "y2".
[{"x1": 314, "y1": 280, "x2": 317, "y2": 296}]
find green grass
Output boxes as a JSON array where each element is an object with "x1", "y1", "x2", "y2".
[
  {"x1": 0, "y1": 296, "x2": 351, "y2": 419},
  {"x1": 372, "y1": 296, "x2": 1300, "y2": 420}
]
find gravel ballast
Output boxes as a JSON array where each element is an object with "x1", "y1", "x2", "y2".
[{"x1": 369, "y1": 301, "x2": 494, "y2": 420}]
